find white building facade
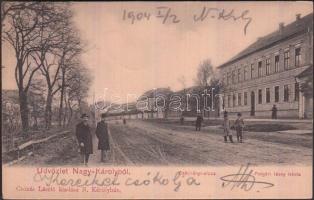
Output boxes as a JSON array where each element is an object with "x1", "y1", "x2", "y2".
[{"x1": 218, "y1": 13, "x2": 313, "y2": 119}]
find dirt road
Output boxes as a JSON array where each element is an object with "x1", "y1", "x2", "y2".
[{"x1": 88, "y1": 120, "x2": 312, "y2": 166}]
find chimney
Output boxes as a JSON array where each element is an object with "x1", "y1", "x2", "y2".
[
  {"x1": 296, "y1": 14, "x2": 301, "y2": 21},
  {"x1": 279, "y1": 22, "x2": 284, "y2": 33}
]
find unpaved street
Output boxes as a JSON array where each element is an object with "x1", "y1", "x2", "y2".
[{"x1": 88, "y1": 120, "x2": 312, "y2": 166}]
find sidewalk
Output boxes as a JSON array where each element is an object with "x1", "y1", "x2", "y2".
[
  {"x1": 277, "y1": 129, "x2": 313, "y2": 135},
  {"x1": 167, "y1": 116, "x2": 312, "y2": 123}
]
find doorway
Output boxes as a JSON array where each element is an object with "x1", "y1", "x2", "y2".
[{"x1": 251, "y1": 91, "x2": 255, "y2": 116}]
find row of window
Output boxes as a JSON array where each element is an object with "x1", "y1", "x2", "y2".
[
  {"x1": 223, "y1": 47, "x2": 302, "y2": 85},
  {"x1": 224, "y1": 83, "x2": 299, "y2": 108}
]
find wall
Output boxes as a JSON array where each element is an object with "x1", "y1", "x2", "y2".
[{"x1": 219, "y1": 27, "x2": 313, "y2": 118}]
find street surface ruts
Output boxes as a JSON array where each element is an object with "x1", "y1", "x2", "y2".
[{"x1": 89, "y1": 120, "x2": 312, "y2": 166}]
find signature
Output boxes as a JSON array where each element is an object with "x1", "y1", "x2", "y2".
[
  {"x1": 193, "y1": 7, "x2": 252, "y2": 35},
  {"x1": 220, "y1": 163, "x2": 274, "y2": 191}
]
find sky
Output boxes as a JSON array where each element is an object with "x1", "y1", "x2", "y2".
[{"x1": 2, "y1": 1, "x2": 313, "y2": 104}]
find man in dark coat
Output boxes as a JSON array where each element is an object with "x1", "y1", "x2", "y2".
[
  {"x1": 271, "y1": 104, "x2": 277, "y2": 119},
  {"x1": 76, "y1": 114, "x2": 93, "y2": 165},
  {"x1": 95, "y1": 113, "x2": 110, "y2": 162},
  {"x1": 195, "y1": 113, "x2": 203, "y2": 131}
]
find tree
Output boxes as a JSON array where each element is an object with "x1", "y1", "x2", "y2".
[
  {"x1": 1, "y1": 2, "x2": 37, "y2": 29},
  {"x1": 28, "y1": 78, "x2": 46, "y2": 130},
  {"x1": 2, "y1": 2, "x2": 90, "y2": 130},
  {"x1": 56, "y1": 29, "x2": 82, "y2": 127},
  {"x1": 195, "y1": 59, "x2": 214, "y2": 87},
  {"x1": 2, "y1": 2, "x2": 43, "y2": 132},
  {"x1": 65, "y1": 65, "x2": 92, "y2": 125},
  {"x1": 195, "y1": 59, "x2": 215, "y2": 117},
  {"x1": 178, "y1": 76, "x2": 187, "y2": 113},
  {"x1": 30, "y1": 3, "x2": 74, "y2": 129}
]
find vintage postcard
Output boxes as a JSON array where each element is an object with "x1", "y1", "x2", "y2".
[{"x1": 1, "y1": 1, "x2": 313, "y2": 199}]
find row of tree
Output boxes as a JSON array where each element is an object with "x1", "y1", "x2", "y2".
[
  {"x1": 2, "y1": 2, "x2": 91, "y2": 134},
  {"x1": 179, "y1": 59, "x2": 222, "y2": 117},
  {"x1": 132, "y1": 59, "x2": 221, "y2": 118}
]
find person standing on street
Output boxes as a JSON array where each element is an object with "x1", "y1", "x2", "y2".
[
  {"x1": 271, "y1": 104, "x2": 277, "y2": 119},
  {"x1": 223, "y1": 111, "x2": 233, "y2": 143},
  {"x1": 76, "y1": 114, "x2": 93, "y2": 166},
  {"x1": 180, "y1": 115, "x2": 184, "y2": 125},
  {"x1": 234, "y1": 112, "x2": 245, "y2": 143},
  {"x1": 95, "y1": 113, "x2": 110, "y2": 162},
  {"x1": 195, "y1": 113, "x2": 203, "y2": 131}
]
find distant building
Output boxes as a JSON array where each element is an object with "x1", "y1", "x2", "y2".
[
  {"x1": 218, "y1": 13, "x2": 313, "y2": 119},
  {"x1": 137, "y1": 87, "x2": 173, "y2": 119}
]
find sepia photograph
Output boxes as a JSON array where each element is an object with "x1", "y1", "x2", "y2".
[{"x1": 1, "y1": 1, "x2": 313, "y2": 199}]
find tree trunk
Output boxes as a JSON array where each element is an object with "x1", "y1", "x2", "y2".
[
  {"x1": 67, "y1": 100, "x2": 73, "y2": 126},
  {"x1": 17, "y1": 58, "x2": 29, "y2": 133},
  {"x1": 45, "y1": 90, "x2": 53, "y2": 129},
  {"x1": 62, "y1": 91, "x2": 67, "y2": 127},
  {"x1": 33, "y1": 116, "x2": 38, "y2": 130},
  {"x1": 58, "y1": 92, "x2": 64, "y2": 127},
  {"x1": 58, "y1": 70, "x2": 66, "y2": 127},
  {"x1": 19, "y1": 88, "x2": 29, "y2": 133},
  {"x1": 78, "y1": 99, "x2": 82, "y2": 113}
]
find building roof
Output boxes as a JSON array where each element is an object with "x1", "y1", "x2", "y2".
[
  {"x1": 218, "y1": 13, "x2": 313, "y2": 69},
  {"x1": 174, "y1": 85, "x2": 206, "y2": 95},
  {"x1": 296, "y1": 65, "x2": 313, "y2": 78},
  {"x1": 139, "y1": 87, "x2": 173, "y2": 98}
]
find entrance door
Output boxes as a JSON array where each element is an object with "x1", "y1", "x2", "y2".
[
  {"x1": 304, "y1": 96, "x2": 313, "y2": 118},
  {"x1": 251, "y1": 91, "x2": 255, "y2": 116}
]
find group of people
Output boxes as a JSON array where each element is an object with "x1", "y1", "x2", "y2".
[
  {"x1": 193, "y1": 104, "x2": 280, "y2": 143},
  {"x1": 222, "y1": 111, "x2": 244, "y2": 143},
  {"x1": 77, "y1": 105, "x2": 277, "y2": 164},
  {"x1": 194, "y1": 111, "x2": 245, "y2": 143},
  {"x1": 75, "y1": 113, "x2": 110, "y2": 166}
]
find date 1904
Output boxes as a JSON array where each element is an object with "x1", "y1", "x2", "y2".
[{"x1": 122, "y1": 6, "x2": 252, "y2": 35}]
